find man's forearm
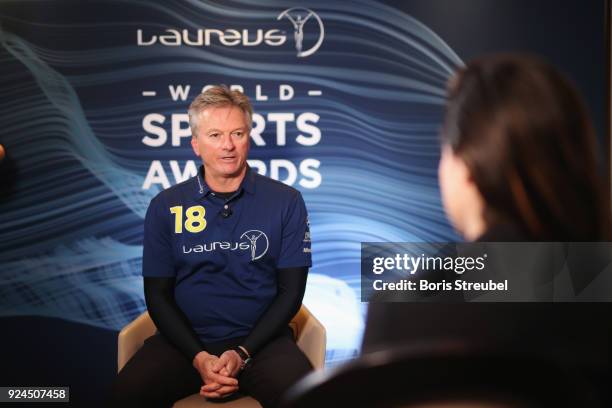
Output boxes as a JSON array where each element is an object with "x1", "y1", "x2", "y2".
[{"x1": 144, "y1": 277, "x2": 206, "y2": 362}]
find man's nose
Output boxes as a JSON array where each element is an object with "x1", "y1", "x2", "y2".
[{"x1": 221, "y1": 134, "x2": 235, "y2": 150}]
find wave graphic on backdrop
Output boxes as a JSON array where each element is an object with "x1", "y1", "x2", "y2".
[
  {"x1": 0, "y1": 29, "x2": 158, "y2": 259},
  {"x1": 0, "y1": 0, "x2": 462, "y2": 362}
]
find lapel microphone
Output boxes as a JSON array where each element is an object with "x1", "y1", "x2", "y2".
[{"x1": 222, "y1": 204, "x2": 232, "y2": 218}]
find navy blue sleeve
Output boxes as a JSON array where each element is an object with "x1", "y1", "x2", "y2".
[
  {"x1": 277, "y1": 191, "x2": 312, "y2": 268},
  {"x1": 143, "y1": 194, "x2": 176, "y2": 278}
]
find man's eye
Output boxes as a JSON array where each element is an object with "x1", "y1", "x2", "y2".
[
  {"x1": 209, "y1": 133, "x2": 219, "y2": 138},
  {"x1": 233, "y1": 131, "x2": 243, "y2": 137}
]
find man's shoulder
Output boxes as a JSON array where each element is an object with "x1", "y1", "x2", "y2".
[
  {"x1": 149, "y1": 177, "x2": 195, "y2": 207},
  {"x1": 254, "y1": 172, "x2": 302, "y2": 202}
]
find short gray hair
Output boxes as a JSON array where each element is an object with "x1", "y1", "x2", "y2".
[{"x1": 188, "y1": 85, "x2": 253, "y2": 136}]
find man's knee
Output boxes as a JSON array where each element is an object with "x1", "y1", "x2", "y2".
[
  {"x1": 108, "y1": 334, "x2": 201, "y2": 406},
  {"x1": 110, "y1": 369, "x2": 161, "y2": 406},
  {"x1": 241, "y1": 341, "x2": 313, "y2": 408},
  {"x1": 110, "y1": 362, "x2": 186, "y2": 407}
]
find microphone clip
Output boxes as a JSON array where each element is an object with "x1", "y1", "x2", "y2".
[{"x1": 221, "y1": 204, "x2": 232, "y2": 218}]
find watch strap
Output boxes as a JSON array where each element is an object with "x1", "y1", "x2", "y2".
[{"x1": 234, "y1": 346, "x2": 252, "y2": 370}]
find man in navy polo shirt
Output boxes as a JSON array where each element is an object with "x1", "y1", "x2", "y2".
[{"x1": 110, "y1": 86, "x2": 313, "y2": 408}]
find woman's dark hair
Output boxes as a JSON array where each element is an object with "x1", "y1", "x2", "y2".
[{"x1": 442, "y1": 53, "x2": 610, "y2": 240}]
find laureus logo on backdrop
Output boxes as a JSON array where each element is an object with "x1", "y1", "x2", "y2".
[
  {"x1": 136, "y1": 7, "x2": 324, "y2": 57},
  {"x1": 277, "y1": 8, "x2": 324, "y2": 57}
]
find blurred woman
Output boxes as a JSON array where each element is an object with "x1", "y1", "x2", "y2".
[
  {"x1": 359, "y1": 54, "x2": 612, "y2": 407},
  {"x1": 438, "y1": 53, "x2": 610, "y2": 241}
]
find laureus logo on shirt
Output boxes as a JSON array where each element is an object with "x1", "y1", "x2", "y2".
[
  {"x1": 240, "y1": 230, "x2": 270, "y2": 261},
  {"x1": 182, "y1": 229, "x2": 269, "y2": 261}
]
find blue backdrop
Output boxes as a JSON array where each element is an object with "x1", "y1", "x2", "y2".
[{"x1": 0, "y1": 0, "x2": 608, "y2": 405}]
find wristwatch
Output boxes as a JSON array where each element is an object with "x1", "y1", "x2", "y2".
[{"x1": 234, "y1": 346, "x2": 252, "y2": 370}]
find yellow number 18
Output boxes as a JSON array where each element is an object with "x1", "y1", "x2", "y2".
[{"x1": 169, "y1": 205, "x2": 207, "y2": 233}]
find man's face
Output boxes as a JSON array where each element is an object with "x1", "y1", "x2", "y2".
[{"x1": 191, "y1": 105, "x2": 250, "y2": 180}]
